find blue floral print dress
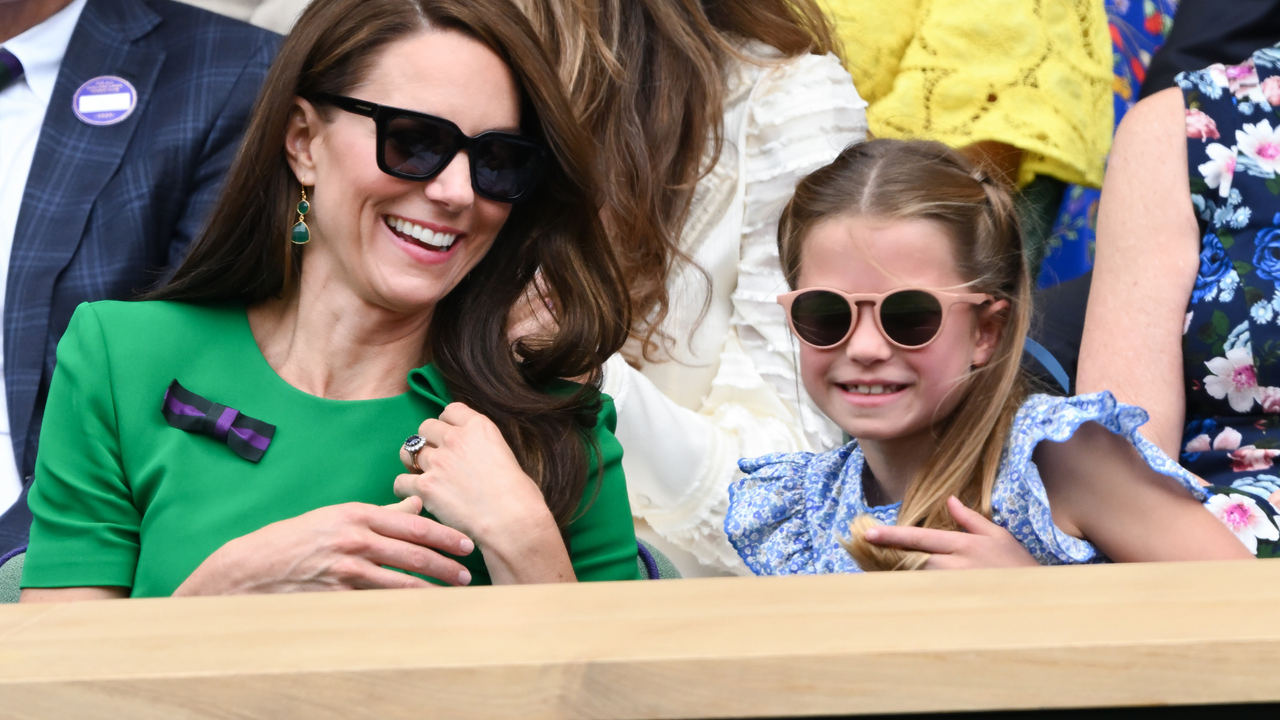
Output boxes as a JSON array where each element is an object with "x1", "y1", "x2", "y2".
[
  {"x1": 725, "y1": 393, "x2": 1207, "y2": 574},
  {"x1": 1177, "y1": 48, "x2": 1280, "y2": 558}
]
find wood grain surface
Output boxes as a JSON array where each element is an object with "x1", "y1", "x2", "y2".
[{"x1": 0, "y1": 559, "x2": 1276, "y2": 719}]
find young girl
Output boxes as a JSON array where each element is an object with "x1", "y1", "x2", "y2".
[{"x1": 724, "y1": 139, "x2": 1256, "y2": 573}]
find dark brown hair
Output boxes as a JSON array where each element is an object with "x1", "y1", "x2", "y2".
[
  {"x1": 151, "y1": 0, "x2": 629, "y2": 528},
  {"x1": 777, "y1": 139, "x2": 1031, "y2": 571},
  {"x1": 515, "y1": 0, "x2": 839, "y2": 361}
]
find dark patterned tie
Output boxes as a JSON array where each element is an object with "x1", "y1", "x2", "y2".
[{"x1": 0, "y1": 49, "x2": 23, "y2": 92}]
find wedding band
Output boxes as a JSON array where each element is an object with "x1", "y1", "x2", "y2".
[{"x1": 403, "y1": 434, "x2": 426, "y2": 471}]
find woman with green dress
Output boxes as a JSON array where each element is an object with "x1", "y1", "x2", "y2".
[{"x1": 19, "y1": 0, "x2": 642, "y2": 599}]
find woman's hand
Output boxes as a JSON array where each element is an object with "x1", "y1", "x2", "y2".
[
  {"x1": 396, "y1": 403, "x2": 575, "y2": 584},
  {"x1": 172, "y1": 496, "x2": 475, "y2": 596},
  {"x1": 863, "y1": 497, "x2": 1040, "y2": 570}
]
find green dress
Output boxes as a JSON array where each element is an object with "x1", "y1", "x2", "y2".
[{"x1": 21, "y1": 301, "x2": 642, "y2": 597}]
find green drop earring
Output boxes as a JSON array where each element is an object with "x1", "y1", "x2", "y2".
[{"x1": 291, "y1": 187, "x2": 311, "y2": 245}]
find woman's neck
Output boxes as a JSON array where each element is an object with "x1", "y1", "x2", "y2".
[
  {"x1": 248, "y1": 268, "x2": 434, "y2": 401},
  {"x1": 855, "y1": 431, "x2": 938, "y2": 507}
]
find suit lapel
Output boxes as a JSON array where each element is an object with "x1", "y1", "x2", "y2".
[{"x1": 5, "y1": 0, "x2": 163, "y2": 474}]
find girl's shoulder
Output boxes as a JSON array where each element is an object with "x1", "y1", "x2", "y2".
[
  {"x1": 1004, "y1": 390, "x2": 1192, "y2": 487},
  {"x1": 992, "y1": 392, "x2": 1204, "y2": 565},
  {"x1": 991, "y1": 393, "x2": 1133, "y2": 565}
]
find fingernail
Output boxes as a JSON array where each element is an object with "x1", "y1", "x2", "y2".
[
  {"x1": 459, "y1": 538, "x2": 475, "y2": 555},
  {"x1": 864, "y1": 528, "x2": 880, "y2": 541},
  {"x1": 457, "y1": 570, "x2": 472, "y2": 586}
]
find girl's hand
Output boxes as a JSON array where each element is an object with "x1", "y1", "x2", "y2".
[
  {"x1": 395, "y1": 403, "x2": 575, "y2": 584},
  {"x1": 173, "y1": 496, "x2": 475, "y2": 596},
  {"x1": 863, "y1": 497, "x2": 1039, "y2": 570}
]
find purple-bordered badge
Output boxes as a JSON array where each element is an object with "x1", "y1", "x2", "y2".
[{"x1": 72, "y1": 76, "x2": 137, "y2": 126}]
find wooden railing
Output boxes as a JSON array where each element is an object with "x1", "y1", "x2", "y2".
[{"x1": 0, "y1": 559, "x2": 1278, "y2": 719}]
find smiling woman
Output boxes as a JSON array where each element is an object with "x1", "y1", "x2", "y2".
[{"x1": 18, "y1": 0, "x2": 641, "y2": 600}]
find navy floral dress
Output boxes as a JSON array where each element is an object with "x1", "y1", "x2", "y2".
[{"x1": 1177, "y1": 48, "x2": 1280, "y2": 557}]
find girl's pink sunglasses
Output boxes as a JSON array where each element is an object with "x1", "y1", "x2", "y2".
[{"x1": 776, "y1": 287, "x2": 992, "y2": 349}]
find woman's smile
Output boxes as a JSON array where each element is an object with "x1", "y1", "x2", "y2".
[
  {"x1": 384, "y1": 214, "x2": 462, "y2": 251},
  {"x1": 382, "y1": 213, "x2": 466, "y2": 266}
]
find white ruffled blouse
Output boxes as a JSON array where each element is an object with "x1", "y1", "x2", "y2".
[{"x1": 601, "y1": 46, "x2": 868, "y2": 576}]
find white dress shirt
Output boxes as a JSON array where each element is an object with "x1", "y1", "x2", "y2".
[{"x1": 0, "y1": 0, "x2": 88, "y2": 512}]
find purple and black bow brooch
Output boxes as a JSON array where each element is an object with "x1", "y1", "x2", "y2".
[{"x1": 161, "y1": 380, "x2": 275, "y2": 462}]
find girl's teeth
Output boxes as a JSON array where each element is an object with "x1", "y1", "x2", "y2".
[{"x1": 851, "y1": 384, "x2": 893, "y2": 395}]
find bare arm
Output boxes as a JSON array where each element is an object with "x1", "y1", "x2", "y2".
[
  {"x1": 1077, "y1": 87, "x2": 1200, "y2": 458},
  {"x1": 171, "y1": 498, "x2": 475, "y2": 595},
  {"x1": 21, "y1": 587, "x2": 127, "y2": 602},
  {"x1": 21, "y1": 498, "x2": 476, "y2": 602},
  {"x1": 1036, "y1": 422, "x2": 1252, "y2": 561}
]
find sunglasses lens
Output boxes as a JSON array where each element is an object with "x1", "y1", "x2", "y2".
[
  {"x1": 880, "y1": 290, "x2": 943, "y2": 347},
  {"x1": 472, "y1": 135, "x2": 543, "y2": 202},
  {"x1": 382, "y1": 114, "x2": 458, "y2": 178},
  {"x1": 789, "y1": 290, "x2": 853, "y2": 347}
]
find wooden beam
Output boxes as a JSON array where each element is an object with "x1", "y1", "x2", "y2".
[{"x1": 0, "y1": 559, "x2": 1277, "y2": 719}]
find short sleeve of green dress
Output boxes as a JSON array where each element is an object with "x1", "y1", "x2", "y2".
[{"x1": 22, "y1": 301, "x2": 642, "y2": 597}]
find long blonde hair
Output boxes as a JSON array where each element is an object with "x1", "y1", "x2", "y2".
[
  {"x1": 513, "y1": 0, "x2": 838, "y2": 361},
  {"x1": 777, "y1": 139, "x2": 1032, "y2": 571}
]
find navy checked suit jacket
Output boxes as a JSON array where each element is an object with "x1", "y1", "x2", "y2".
[{"x1": 0, "y1": 0, "x2": 279, "y2": 551}]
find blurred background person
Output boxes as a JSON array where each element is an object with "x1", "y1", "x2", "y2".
[
  {"x1": 511, "y1": 0, "x2": 868, "y2": 577},
  {"x1": 1141, "y1": 0, "x2": 1280, "y2": 97},
  {"x1": 1028, "y1": 0, "x2": 1280, "y2": 395},
  {"x1": 827, "y1": 0, "x2": 1112, "y2": 276},
  {"x1": 177, "y1": 0, "x2": 302, "y2": 31},
  {"x1": 1027, "y1": 0, "x2": 1178, "y2": 395},
  {"x1": 1036, "y1": 0, "x2": 1178, "y2": 289},
  {"x1": 0, "y1": 0, "x2": 279, "y2": 555},
  {"x1": 1079, "y1": 45, "x2": 1280, "y2": 558}
]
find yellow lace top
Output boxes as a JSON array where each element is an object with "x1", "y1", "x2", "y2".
[{"x1": 825, "y1": 0, "x2": 1113, "y2": 187}]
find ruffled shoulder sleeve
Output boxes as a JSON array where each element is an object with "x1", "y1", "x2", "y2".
[
  {"x1": 726, "y1": 445, "x2": 861, "y2": 575},
  {"x1": 992, "y1": 392, "x2": 1208, "y2": 565}
]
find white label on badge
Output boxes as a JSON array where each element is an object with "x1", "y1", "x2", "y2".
[{"x1": 77, "y1": 92, "x2": 132, "y2": 113}]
